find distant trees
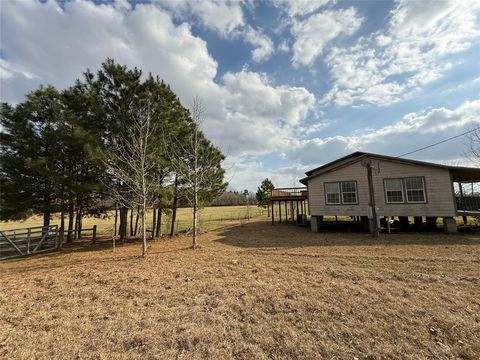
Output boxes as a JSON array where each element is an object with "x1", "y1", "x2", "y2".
[
  {"x1": 0, "y1": 59, "x2": 226, "y2": 256},
  {"x1": 256, "y1": 178, "x2": 274, "y2": 215},
  {"x1": 212, "y1": 190, "x2": 256, "y2": 206}
]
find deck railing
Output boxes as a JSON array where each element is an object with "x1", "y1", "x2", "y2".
[
  {"x1": 456, "y1": 196, "x2": 480, "y2": 211},
  {"x1": 271, "y1": 187, "x2": 308, "y2": 199}
]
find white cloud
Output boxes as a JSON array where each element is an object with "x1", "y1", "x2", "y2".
[
  {"x1": 272, "y1": 0, "x2": 335, "y2": 18},
  {"x1": 242, "y1": 26, "x2": 274, "y2": 62},
  {"x1": 0, "y1": 0, "x2": 315, "y2": 163},
  {"x1": 204, "y1": 70, "x2": 316, "y2": 156},
  {"x1": 291, "y1": 7, "x2": 363, "y2": 67},
  {"x1": 223, "y1": 157, "x2": 308, "y2": 191},
  {"x1": 286, "y1": 99, "x2": 480, "y2": 166},
  {"x1": 323, "y1": 0, "x2": 480, "y2": 106},
  {"x1": 277, "y1": 40, "x2": 290, "y2": 53},
  {"x1": 155, "y1": 0, "x2": 245, "y2": 36}
]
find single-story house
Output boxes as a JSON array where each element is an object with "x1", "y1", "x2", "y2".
[{"x1": 297, "y1": 151, "x2": 480, "y2": 233}]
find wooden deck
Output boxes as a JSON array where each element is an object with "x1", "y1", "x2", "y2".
[{"x1": 271, "y1": 187, "x2": 308, "y2": 201}]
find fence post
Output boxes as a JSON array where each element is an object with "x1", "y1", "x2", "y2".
[
  {"x1": 27, "y1": 228, "x2": 31, "y2": 254},
  {"x1": 92, "y1": 225, "x2": 97, "y2": 244}
]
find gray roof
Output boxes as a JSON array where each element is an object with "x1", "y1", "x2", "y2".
[{"x1": 300, "y1": 151, "x2": 480, "y2": 184}]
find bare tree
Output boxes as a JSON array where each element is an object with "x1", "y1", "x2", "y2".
[
  {"x1": 103, "y1": 104, "x2": 158, "y2": 257},
  {"x1": 170, "y1": 96, "x2": 226, "y2": 249},
  {"x1": 467, "y1": 127, "x2": 480, "y2": 165}
]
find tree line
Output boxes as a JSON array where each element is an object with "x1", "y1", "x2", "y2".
[{"x1": 0, "y1": 59, "x2": 227, "y2": 255}]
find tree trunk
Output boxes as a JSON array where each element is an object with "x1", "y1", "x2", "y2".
[
  {"x1": 67, "y1": 202, "x2": 75, "y2": 244},
  {"x1": 42, "y1": 182, "x2": 51, "y2": 230},
  {"x1": 134, "y1": 205, "x2": 140, "y2": 236},
  {"x1": 193, "y1": 187, "x2": 198, "y2": 249},
  {"x1": 151, "y1": 208, "x2": 157, "y2": 239},
  {"x1": 141, "y1": 204, "x2": 147, "y2": 257},
  {"x1": 77, "y1": 206, "x2": 83, "y2": 239},
  {"x1": 156, "y1": 206, "x2": 162, "y2": 237},
  {"x1": 59, "y1": 208, "x2": 65, "y2": 247},
  {"x1": 130, "y1": 207, "x2": 134, "y2": 237},
  {"x1": 114, "y1": 208, "x2": 118, "y2": 236},
  {"x1": 119, "y1": 206, "x2": 128, "y2": 243},
  {"x1": 170, "y1": 174, "x2": 178, "y2": 237}
]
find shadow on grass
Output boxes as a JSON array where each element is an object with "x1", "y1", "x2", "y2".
[
  {"x1": 0, "y1": 236, "x2": 192, "y2": 274},
  {"x1": 213, "y1": 220, "x2": 480, "y2": 249}
]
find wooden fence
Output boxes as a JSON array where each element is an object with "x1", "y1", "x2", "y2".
[
  {"x1": 0, "y1": 225, "x2": 97, "y2": 260},
  {"x1": 0, "y1": 225, "x2": 59, "y2": 260}
]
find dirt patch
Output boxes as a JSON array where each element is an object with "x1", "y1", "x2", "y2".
[{"x1": 1, "y1": 220, "x2": 479, "y2": 359}]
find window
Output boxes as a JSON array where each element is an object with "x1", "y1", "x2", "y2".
[
  {"x1": 405, "y1": 177, "x2": 426, "y2": 202},
  {"x1": 384, "y1": 177, "x2": 427, "y2": 204},
  {"x1": 325, "y1": 181, "x2": 358, "y2": 205},
  {"x1": 384, "y1": 178, "x2": 404, "y2": 203},
  {"x1": 325, "y1": 182, "x2": 340, "y2": 204},
  {"x1": 341, "y1": 181, "x2": 357, "y2": 204}
]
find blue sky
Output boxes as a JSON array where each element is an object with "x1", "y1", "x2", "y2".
[{"x1": 1, "y1": 0, "x2": 479, "y2": 190}]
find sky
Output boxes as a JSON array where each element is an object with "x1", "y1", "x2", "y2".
[{"x1": 1, "y1": 0, "x2": 479, "y2": 191}]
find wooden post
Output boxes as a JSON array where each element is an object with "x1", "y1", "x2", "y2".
[
  {"x1": 363, "y1": 160, "x2": 378, "y2": 237},
  {"x1": 279, "y1": 202, "x2": 282, "y2": 223},
  {"x1": 92, "y1": 225, "x2": 97, "y2": 244},
  {"x1": 271, "y1": 201, "x2": 274, "y2": 225},
  {"x1": 458, "y1": 183, "x2": 467, "y2": 224},
  {"x1": 27, "y1": 227, "x2": 31, "y2": 254}
]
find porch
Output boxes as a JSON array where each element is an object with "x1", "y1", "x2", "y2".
[
  {"x1": 270, "y1": 187, "x2": 308, "y2": 224},
  {"x1": 455, "y1": 181, "x2": 480, "y2": 216}
]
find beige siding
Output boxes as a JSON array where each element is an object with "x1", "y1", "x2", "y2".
[{"x1": 308, "y1": 158, "x2": 456, "y2": 217}]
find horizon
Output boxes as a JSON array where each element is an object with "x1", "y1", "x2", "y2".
[{"x1": 1, "y1": 0, "x2": 479, "y2": 191}]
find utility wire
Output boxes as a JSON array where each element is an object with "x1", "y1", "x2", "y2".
[{"x1": 397, "y1": 127, "x2": 479, "y2": 158}]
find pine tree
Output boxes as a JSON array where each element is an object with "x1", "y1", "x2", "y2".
[
  {"x1": 0, "y1": 86, "x2": 63, "y2": 226},
  {"x1": 256, "y1": 178, "x2": 275, "y2": 215}
]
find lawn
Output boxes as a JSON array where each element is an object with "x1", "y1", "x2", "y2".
[{"x1": 1, "y1": 220, "x2": 479, "y2": 359}]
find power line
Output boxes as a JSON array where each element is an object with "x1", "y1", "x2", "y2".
[{"x1": 397, "y1": 127, "x2": 479, "y2": 158}]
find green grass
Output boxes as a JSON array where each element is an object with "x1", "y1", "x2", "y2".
[{"x1": 0, "y1": 205, "x2": 268, "y2": 236}]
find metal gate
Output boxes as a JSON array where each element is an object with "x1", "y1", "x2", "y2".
[{"x1": 0, "y1": 225, "x2": 59, "y2": 260}]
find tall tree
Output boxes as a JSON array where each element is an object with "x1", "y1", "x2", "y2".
[
  {"x1": 170, "y1": 97, "x2": 227, "y2": 248},
  {"x1": 256, "y1": 178, "x2": 274, "y2": 215},
  {"x1": 0, "y1": 86, "x2": 63, "y2": 226},
  {"x1": 103, "y1": 104, "x2": 158, "y2": 257}
]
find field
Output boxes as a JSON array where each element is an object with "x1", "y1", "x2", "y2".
[
  {"x1": 1, "y1": 219, "x2": 479, "y2": 359},
  {"x1": 0, "y1": 205, "x2": 266, "y2": 236}
]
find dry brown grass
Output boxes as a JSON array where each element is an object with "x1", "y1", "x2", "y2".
[{"x1": 1, "y1": 220, "x2": 479, "y2": 359}]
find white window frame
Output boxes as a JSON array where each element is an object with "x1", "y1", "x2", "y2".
[
  {"x1": 383, "y1": 177, "x2": 427, "y2": 204},
  {"x1": 325, "y1": 182, "x2": 341, "y2": 205},
  {"x1": 384, "y1": 178, "x2": 405, "y2": 204},
  {"x1": 405, "y1": 177, "x2": 427, "y2": 203},
  {"x1": 341, "y1": 181, "x2": 358, "y2": 204},
  {"x1": 325, "y1": 181, "x2": 358, "y2": 205}
]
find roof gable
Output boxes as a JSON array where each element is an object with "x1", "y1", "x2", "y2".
[{"x1": 300, "y1": 151, "x2": 480, "y2": 184}]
